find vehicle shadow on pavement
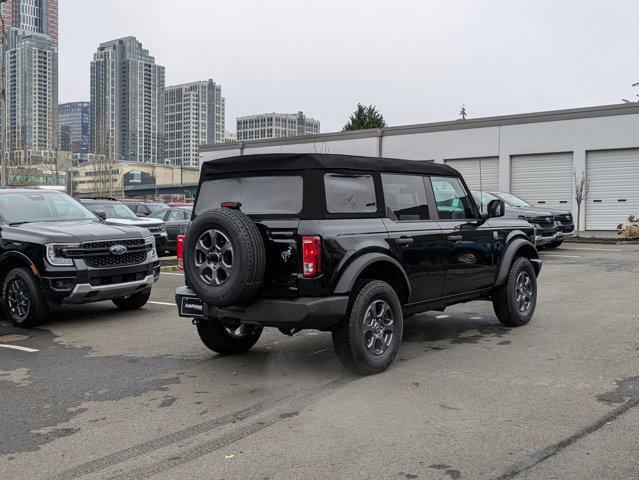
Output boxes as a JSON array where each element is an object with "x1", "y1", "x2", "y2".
[{"x1": 402, "y1": 312, "x2": 511, "y2": 347}]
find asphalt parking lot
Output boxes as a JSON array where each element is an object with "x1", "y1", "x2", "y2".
[{"x1": 1, "y1": 244, "x2": 638, "y2": 479}]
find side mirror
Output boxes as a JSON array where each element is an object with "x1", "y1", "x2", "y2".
[
  {"x1": 96, "y1": 211, "x2": 107, "y2": 221},
  {"x1": 487, "y1": 199, "x2": 505, "y2": 218}
]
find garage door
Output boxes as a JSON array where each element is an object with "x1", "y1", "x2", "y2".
[
  {"x1": 586, "y1": 149, "x2": 639, "y2": 230},
  {"x1": 444, "y1": 157, "x2": 499, "y2": 192},
  {"x1": 510, "y1": 153, "x2": 573, "y2": 208}
]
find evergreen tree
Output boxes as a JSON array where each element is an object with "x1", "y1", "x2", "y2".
[{"x1": 343, "y1": 103, "x2": 386, "y2": 131}]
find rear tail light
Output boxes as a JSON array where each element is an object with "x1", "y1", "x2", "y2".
[
  {"x1": 176, "y1": 235, "x2": 185, "y2": 271},
  {"x1": 302, "y1": 236, "x2": 321, "y2": 277}
]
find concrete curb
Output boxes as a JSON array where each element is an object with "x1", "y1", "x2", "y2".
[{"x1": 566, "y1": 237, "x2": 639, "y2": 245}]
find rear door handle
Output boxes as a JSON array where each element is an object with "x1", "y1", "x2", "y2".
[
  {"x1": 396, "y1": 237, "x2": 414, "y2": 245},
  {"x1": 447, "y1": 235, "x2": 463, "y2": 241}
]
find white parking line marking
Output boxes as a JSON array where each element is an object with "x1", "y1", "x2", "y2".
[
  {"x1": 436, "y1": 314, "x2": 450, "y2": 319},
  {"x1": 161, "y1": 272, "x2": 184, "y2": 276},
  {"x1": 0, "y1": 344, "x2": 38, "y2": 353},
  {"x1": 307, "y1": 348, "x2": 329, "y2": 356},
  {"x1": 149, "y1": 301, "x2": 177, "y2": 306},
  {"x1": 542, "y1": 254, "x2": 581, "y2": 258},
  {"x1": 562, "y1": 247, "x2": 622, "y2": 252}
]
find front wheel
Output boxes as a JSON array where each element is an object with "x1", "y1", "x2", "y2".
[
  {"x1": 112, "y1": 287, "x2": 152, "y2": 310},
  {"x1": 2, "y1": 267, "x2": 49, "y2": 327},
  {"x1": 492, "y1": 257, "x2": 537, "y2": 327},
  {"x1": 545, "y1": 240, "x2": 564, "y2": 249},
  {"x1": 197, "y1": 320, "x2": 263, "y2": 355},
  {"x1": 332, "y1": 280, "x2": 403, "y2": 375}
]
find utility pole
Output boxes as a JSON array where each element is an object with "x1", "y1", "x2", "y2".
[{"x1": 0, "y1": 0, "x2": 9, "y2": 188}]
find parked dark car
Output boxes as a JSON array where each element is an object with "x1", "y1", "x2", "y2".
[
  {"x1": 150, "y1": 206, "x2": 192, "y2": 253},
  {"x1": 0, "y1": 190, "x2": 160, "y2": 327},
  {"x1": 125, "y1": 201, "x2": 169, "y2": 217},
  {"x1": 79, "y1": 198, "x2": 168, "y2": 253},
  {"x1": 176, "y1": 153, "x2": 541, "y2": 375},
  {"x1": 472, "y1": 191, "x2": 558, "y2": 247},
  {"x1": 489, "y1": 192, "x2": 575, "y2": 248}
]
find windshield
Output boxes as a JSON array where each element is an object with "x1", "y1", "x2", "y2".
[
  {"x1": 491, "y1": 192, "x2": 530, "y2": 207},
  {"x1": 146, "y1": 203, "x2": 169, "y2": 213},
  {"x1": 472, "y1": 191, "x2": 498, "y2": 210},
  {"x1": 195, "y1": 176, "x2": 303, "y2": 215},
  {"x1": 89, "y1": 202, "x2": 139, "y2": 219},
  {"x1": 0, "y1": 192, "x2": 96, "y2": 224}
]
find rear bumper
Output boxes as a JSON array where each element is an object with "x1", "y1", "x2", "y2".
[{"x1": 175, "y1": 286, "x2": 349, "y2": 330}]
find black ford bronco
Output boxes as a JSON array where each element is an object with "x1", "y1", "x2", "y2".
[
  {"x1": 0, "y1": 189, "x2": 161, "y2": 327},
  {"x1": 176, "y1": 153, "x2": 541, "y2": 374}
]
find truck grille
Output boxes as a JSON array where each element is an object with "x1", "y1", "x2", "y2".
[
  {"x1": 64, "y1": 239, "x2": 149, "y2": 268},
  {"x1": 85, "y1": 251, "x2": 147, "y2": 268}
]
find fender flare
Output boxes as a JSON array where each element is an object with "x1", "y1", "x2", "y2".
[
  {"x1": 333, "y1": 252, "x2": 411, "y2": 301},
  {"x1": 494, "y1": 238, "x2": 540, "y2": 286},
  {"x1": 0, "y1": 251, "x2": 39, "y2": 272}
]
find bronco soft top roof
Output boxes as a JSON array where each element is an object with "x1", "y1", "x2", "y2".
[{"x1": 199, "y1": 153, "x2": 458, "y2": 179}]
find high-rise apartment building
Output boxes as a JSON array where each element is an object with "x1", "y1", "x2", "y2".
[
  {"x1": 0, "y1": 0, "x2": 58, "y2": 43},
  {"x1": 90, "y1": 37, "x2": 165, "y2": 164},
  {"x1": 164, "y1": 80, "x2": 225, "y2": 167},
  {"x1": 0, "y1": 0, "x2": 58, "y2": 164},
  {"x1": 59, "y1": 102, "x2": 90, "y2": 153},
  {"x1": 236, "y1": 111, "x2": 319, "y2": 141},
  {"x1": 3, "y1": 29, "x2": 57, "y2": 162}
]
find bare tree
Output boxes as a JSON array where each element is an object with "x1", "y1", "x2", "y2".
[{"x1": 574, "y1": 171, "x2": 588, "y2": 236}]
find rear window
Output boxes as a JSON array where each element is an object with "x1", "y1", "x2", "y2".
[
  {"x1": 195, "y1": 176, "x2": 303, "y2": 215},
  {"x1": 324, "y1": 173, "x2": 377, "y2": 213}
]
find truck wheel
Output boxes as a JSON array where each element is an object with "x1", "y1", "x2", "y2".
[
  {"x1": 545, "y1": 240, "x2": 563, "y2": 249},
  {"x1": 492, "y1": 257, "x2": 537, "y2": 327},
  {"x1": 2, "y1": 267, "x2": 49, "y2": 327},
  {"x1": 332, "y1": 280, "x2": 403, "y2": 375},
  {"x1": 184, "y1": 208, "x2": 265, "y2": 307},
  {"x1": 112, "y1": 287, "x2": 151, "y2": 310},
  {"x1": 197, "y1": 320, "x2": 263, "y2": 355}
]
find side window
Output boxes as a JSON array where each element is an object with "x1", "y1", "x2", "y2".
[
  {"x1": 430, "y1": 177, "x2": 476, "y2": 220},
  {"x1": 168, "y1": 210, "x2": 183, "y2": 221},
  {"x1": 381, "y1": 174, "x2": 430, "y2": 221},
  {"x1": 324, "y1": 173, "x2": 377, "y2": 213}
]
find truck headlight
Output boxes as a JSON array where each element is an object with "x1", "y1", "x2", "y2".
[
  {"x1": 145, "y1": 236, "x2": 158, "y2": 259},
  {"x1": 45, "y1": 243, "x2": 79, "y2": 267}
]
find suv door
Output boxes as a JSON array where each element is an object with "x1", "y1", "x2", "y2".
[
  {"x1": 381, "y1": 174, "x2": 444, "y2": 303},
  {"x1": 165, "y1": 209, "x2": 187, "y2": 247},
  {"x1": 429, "y1": 176, "x2": 495, "y2": 296}
]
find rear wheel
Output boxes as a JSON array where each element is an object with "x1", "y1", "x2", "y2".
[
  {"x1": 2, "y1": 267, "x2": 49, "y2": 327},
  {"x1": 332, "y1": 280, "x2": 403, "y2": 375},
  {"x1": 197, "y1": 320, "x2": 263, "y2": 355},
  {"x1": 492, "y1": 257, "x2": 537, "y2": 327},
  {"x1": 112, "y1": 287, "x2": 151, "y2": 310}
]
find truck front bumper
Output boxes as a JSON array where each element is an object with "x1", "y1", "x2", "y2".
[
  {"x1": 41, "y1": 259, "x2": 160, "y2": 304},
  {"x1": 176, "y1": 286, "x2": 349, "y2": 330}
]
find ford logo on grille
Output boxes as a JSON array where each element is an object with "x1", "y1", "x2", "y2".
[{"x1": 110, "y1": 244, "x2": 128, "y2": 256}]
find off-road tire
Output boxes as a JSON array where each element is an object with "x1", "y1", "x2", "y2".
[
  {"x1": 332, "y1": 280, "x2": 403, "y2": 375},
  {"x1": 492, "y1": 257, "x2": 537, "y2": 327},
  {"x1": 184, "y1": 208, "x2": 265, "y2": 307},
  {"x1": 2, "y1": 267, "x2": 49, "y2": 327},
  {"x1": 545, "y1": 240, "x2": 564, "y2": 249},
  {"x1": 112, "y1": 287, "x2": 152, "y2": 310},
  {"x1": 197, "y1": 320, "x2": 263, "y2": 355}
]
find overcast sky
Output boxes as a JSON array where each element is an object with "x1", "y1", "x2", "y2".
[{"x1": 59, "y1": 0, "x2": 639, "y2": 133}]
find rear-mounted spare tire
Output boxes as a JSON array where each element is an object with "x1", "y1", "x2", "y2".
[{"x1": 184, "y1": 208, "x2": 265, "y2": 307}]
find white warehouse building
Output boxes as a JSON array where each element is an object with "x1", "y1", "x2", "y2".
[{"x1": 200, "y1": 103, "x2": 639, "y2": 233}]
